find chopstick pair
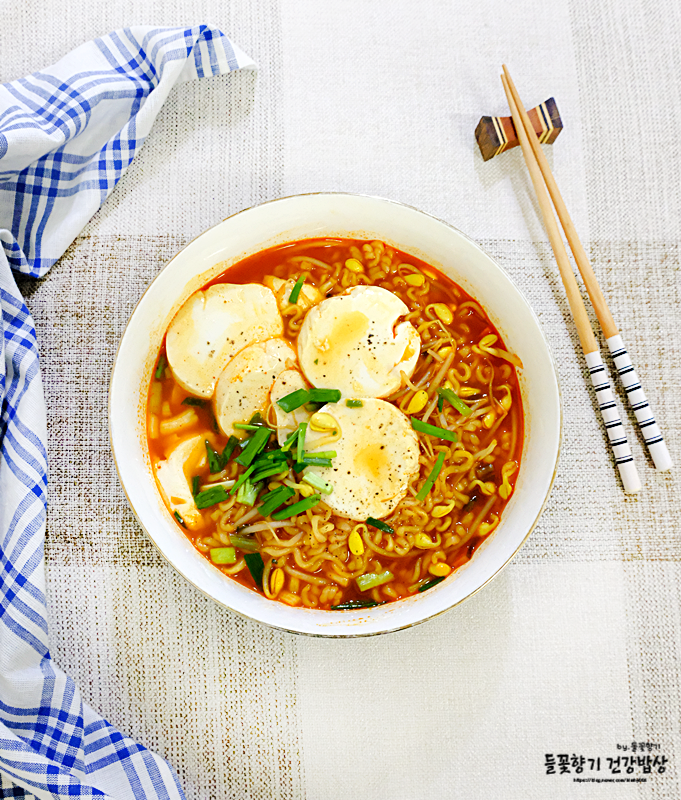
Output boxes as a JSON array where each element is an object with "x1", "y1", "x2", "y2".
[{"x1": 500, "y1": 66, "x2": 672, "y2": 493}]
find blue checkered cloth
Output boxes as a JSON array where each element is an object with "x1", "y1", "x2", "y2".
[{"x1": 0, "y1": 26, "x2": 253, "y2": 799}]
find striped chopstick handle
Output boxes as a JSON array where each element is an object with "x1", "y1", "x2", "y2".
[
  {"x1": 585, "y1": 349, "x2": 641, "y2": 493},
  {"x1": 606, "y1": 334, "x2": 673, "y2": 471}
]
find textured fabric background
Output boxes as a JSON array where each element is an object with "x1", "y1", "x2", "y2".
[{"x1": 3, "y1": 0, "x2": 680, "y2": 798}]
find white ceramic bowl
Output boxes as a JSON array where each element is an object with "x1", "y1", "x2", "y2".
[{"x1": 109, "y1": 193, "x2": 561, "y2": 637}]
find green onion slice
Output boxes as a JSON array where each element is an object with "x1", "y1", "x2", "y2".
[
  {"x1": 154, "y1": 355, "x2": 167, "y2": 380},
  {"x1": 417, "y1": 576, "x2": 446, "y2": 593},
  {"x1": 437, "y1": 387, "x2": 473, "y2": 417},
  {"x1": 410, "y1": 417, "x2": 457, "y2": 442},
  {"x1": 288, "y1": 275, "x2": 305, "y2": 304},
  {"x1": 244, "y1": 552, "x2": 265, "y2": 588},
  {"x1": 236, "y1": 426, "x2": 272, "y2": 467},
  {"x1": 296, "y1": 422, "x2": 307, "y2": 464},
  {"x1": 236, "y1": 479, "x2": 259, "y2": 506},
  {"x1": 210, "y1": 547, "x2": 237, "y2": 564},
  {"x1": 281, "y1": 427, "x2": 300, "y2": 452},
  {"x1": 220, "y1": 436, "x2": 239, "y2": 467},
  {"x1": 331, "y1": 599, "x2": 385, "y2": 610},
  {"x1": 258, "y1": 486, "x2": 295, "y2": 517},
  {"x1": 249, "y1": 411, "x2": 265, "y2": 426},
  {"x1": 173, "y1": 510, "x2": 186, "y2": 527},
  {"x1": 191, "y1": 476, "x2": 200, "y2": 497},
  {"x1": 416, "y1": 451, "x2": 446, "y2": 502},
  {"x1": 228, "y1": 534, "x2": 260, "y2": 552},
  {"x1": 299, "y1": 456, "x2": 332, "y2": 468},
  {"x1": 437, "y1": 395, "x2": 444, "y2": 413},
  {"x1": 271, "y1": 493, "x2": 321, "y2": 521},
  {"x1": 233, "y1": 422, "x2": 260, "y2": 431},
  {"x1": 195, "y1": 484, "x2": 229, "y2": 509},
  {"x1": 303, "y1": 450, "x2": 337, "y2": 459},
  {"x1": 356, "y1": 570, "x2": 394, "y2": 592},
  {"x1": 277, "y1": 389, "x2": 310, "y2": 413},
  {"x1": 366, "y1": 517, "x2": 394, "y2": 534},
  {"x1": 205, "y1": 440, "x2": 221, "y2": 473},
  {"x1": 182, "y1": 396, "x2": 206, "y2": 407},
  {"x1": 302, "y1": 472, "x2": 333, "y2": 495},
  {"x1": 345, "y1": 399, "x2": 363, "y2": 408},
  {"x1": 229, "y1": 465, "x2": 256, "y2": 496},
  {"x1": 308, "y1": 388, "x2": 341, "y2": 404},
  {"x1": 251, "y1": 463, "x2": 289, "y2": 484}
]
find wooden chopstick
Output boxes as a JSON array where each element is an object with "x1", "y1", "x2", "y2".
[
  {"x1": 502, "y1": 65, "x2": 672, "y2": 474},
  {"x1": 500, "y1": 72, "x2": 641, "y2": 493}
]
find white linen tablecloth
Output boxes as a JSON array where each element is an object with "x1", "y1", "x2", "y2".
[{"x1": 3, "y1": 0, "x2": 679, "y2": 797}]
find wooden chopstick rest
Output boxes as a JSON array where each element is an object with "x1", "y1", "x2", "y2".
[{"x1": 475, "y1": 98, "x2": 563, "y2": 161}]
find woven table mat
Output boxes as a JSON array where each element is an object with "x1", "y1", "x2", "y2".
[{"x1": 7, "y1": 0, "x2": 681, "y2": 797}]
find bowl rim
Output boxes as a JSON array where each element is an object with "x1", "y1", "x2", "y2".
[{"x1": 108, "y1": 191, "x2": 563, "y2": 637}]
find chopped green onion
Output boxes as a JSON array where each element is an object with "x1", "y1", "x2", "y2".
[
  {"x1": 296, "y1": 422, "x2": 307, "y2": 464},
  {"x1": 173, "y1": 510, "x2": 186, "y2": 527},
  {"x1": 249, "y1": 411, "x2": 265, "y2": 426},
  {"x1": 195, "y1": 485, "x2": 229, "y2": 509},
  {"x1": 417, "y1": 576, "x2": 446, "y2": 593},
  {"x1": 229, "y1": 465, "x2": 256, "y2": 496},
  {"x1": 236, "y1": 479, "x2": 259, "y2": 506},
  {"x1": 308, "y1": 388, "x2": 341, "y2": 403},
  {"x1": 303, "y1": 450, "x2": 337, "y2": 459},
  {"x1": 251, "y1": 463, "x2": 290, "y2": 483},
  {"x1": 182, "y1": 396, "x2": 206, "y2": 407},
  {"x1": 331, "y1": 599, "x2": 384, "y2": 610},
  {"x1": 233, "y1": 422, "x2": 261, "y2": 431},
  {"x1": 345, "y1": 399, "x2": 363, "y2": 408},
  {"x1": 258, "y1": 486, "x2": 295, "y2": 517},
  {"x1": 236, "y1": 426, "x2": 273, "y2": 467},
  {"x1": 437, "y1": 395, "x2": 444, "y2": 413},
  {"x1": 437, "y1": 387, "x2": 473, "y2": 417},
  {"x1": 210, "y1": 547, "x2": 237, "y2": 564},
  {"x1": 281, "y1": 427, "x2": 300, "y2": 452},
  {"x1": 271, "y1": 493, "x2": 321, "y2": 520},
  {"x1": 205, "y1": 440, "x2": 221, "y2": 473},
  {"x1": 356, "y1": 570, "x2": 394, "y2": 592},
  {"x1": 254, "y1": 448, "x2": 287, "y2": 463},
  {"x1": 302, "y1": 472, "x2": 333, "y2": 495},
  {"x1": 304, "y1": 401, "x2": 324, "y2": 412},
  {"x1": 416, "y1": 451, "x2": 446, "y2": 502},
  {"x1": 228, "y1": 534, "x2": 260, "y2": 552},
  {"x1": 277, "y1": 388, "x2": 310, "y2": 413},
  {"x1": 410, "y1": 417, "x2": 458, "y2": 442},
  {"x1": 220, "y1": 436, "x2": 239, "y2": 466},
  {"x1": 154, "y1": 355, "x2": 166, "y2": 380},
  {"x1": 314, "y1": 358, "x2": 319, "y2": 365},
  {"x1": 366, "y1": 517, "x2": 394, "y2": 534},
  {"x1": 288, "y1": 275, "x2": 305, "y2": 304},
  {"x1": 244, "y1": 552, "x2": 265, "y2": 588},
  {"x1": 191, "y1": 476, "x2": 200, "y2": 497},
  {"x1": 300, "y1": 456, "x2": 333, "y2": 468}
]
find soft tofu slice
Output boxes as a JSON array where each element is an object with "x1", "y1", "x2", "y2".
[
  {"x1": 214, "y1": 338, "x2": 297, "y2": 438},
  {"x1": 166, "y1": 283, "x2": 283, "y2": 398},
  {"x1": 263, "y1": 275, "x2": 323, "y2": 314},
  {"x1": 270, "y1": 369, "x2": 312, "y2": 446},
  {"x1": 297, "y1": 285, "x2": 421, "y2": 398},
  {"x1": 155, "y1": 434, "x2": 205, "y2": 529},
  {"x1": 304, "y1": 399, "x2": 420, "y2": 520}
]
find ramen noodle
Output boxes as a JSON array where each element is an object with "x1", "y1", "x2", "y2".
[{"x1": 147, "y1": 239, "x2": 523, "y2": 610}]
